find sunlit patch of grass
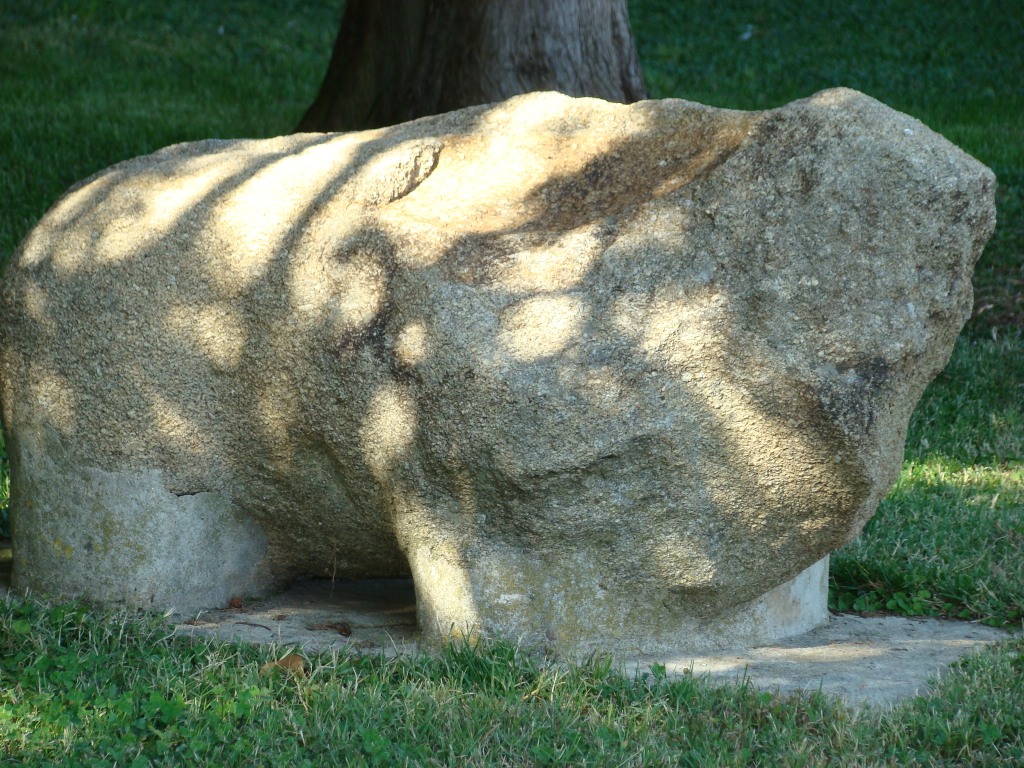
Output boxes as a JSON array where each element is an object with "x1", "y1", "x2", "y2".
[
  {"x1": 831, "y1": 458, "x2": 1024, "y2": 627},
  {"x1": 873, "y1": 636, "x2": 1024, "y2": 765},
  {"x1": 831, "y1": 331, "x2": 1023, "y2": 627}
]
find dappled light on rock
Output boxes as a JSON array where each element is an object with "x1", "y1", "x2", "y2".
[{"x1": 0, "y1": 89, "x2": 995, "y2": 657}]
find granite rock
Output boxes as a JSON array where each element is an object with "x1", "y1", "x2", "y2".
[{"x1": 0, "y1": 89, "x2": 995, "y2": 654}]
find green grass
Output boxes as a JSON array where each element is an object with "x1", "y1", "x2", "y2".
[
  {"x1": 3, "y1": 599, "x2": 1023, "y2": 766},
  {"x1": 829, "y1": 332, "x2": 1024, "y2": 627},
  {"x1": 0, "y1": 0, "x2": 340, "y2": 266},
  {"x1": 0, "y1": 0, "x2": 1022, "y2": 763}
]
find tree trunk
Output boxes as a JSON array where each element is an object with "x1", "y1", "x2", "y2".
[{"x1": 297, "y1": 0, "x2": 648, "y2": 132}]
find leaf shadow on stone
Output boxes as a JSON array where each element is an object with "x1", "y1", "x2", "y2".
[{"x1": 0, "y1": 89, "x2": 995, "y2": 653}]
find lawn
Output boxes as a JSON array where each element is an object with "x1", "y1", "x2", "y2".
[{"x1": 1, "y1": 0, "x2": 1022, "y2": 764}]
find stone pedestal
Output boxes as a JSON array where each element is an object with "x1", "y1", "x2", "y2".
[{"x1": 409, "y1": 539, "x2": 830, "y2": 656}]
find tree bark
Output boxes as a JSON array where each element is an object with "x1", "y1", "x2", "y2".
[{"x1": 297, "y1": 0, "x2": 648, "y2": 132}]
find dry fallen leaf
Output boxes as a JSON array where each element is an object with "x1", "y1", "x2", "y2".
[
  {"x1": 260, "y1": 653, "x2": 307, "y2": 677},
  {"x1": 306, "y1": 622, "x2": 353, "y2": 637}
]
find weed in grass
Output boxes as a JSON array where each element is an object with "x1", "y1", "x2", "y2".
[{"x1": 831, "y1": 458, "x2": 1024, "y2": 627}]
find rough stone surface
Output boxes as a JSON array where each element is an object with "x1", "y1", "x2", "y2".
[{"x1": 0, "y1": 89, "x2": 995, "y2": 655}]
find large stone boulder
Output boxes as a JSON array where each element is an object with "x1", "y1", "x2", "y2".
[{"x1": 0, "y1": 89, "x2": 995, "y2": 655}]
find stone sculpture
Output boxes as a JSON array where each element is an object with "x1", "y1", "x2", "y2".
[{"x1": 0, "y1": 89, "x2": 995, "y2": 654}]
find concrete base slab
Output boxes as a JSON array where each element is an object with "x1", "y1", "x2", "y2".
[
  {"x1": 174, "y1": 577, "x2": 419, "y2": 655},
  {"x1": 628, "y1": 613, "x2": 1013, "y2": 708},
  {"x1": 166, "y1": 575, "x2": 1015, "y2": 708},
  {"x1": 1, "y1": 544, "x2": 1012, "y2": 710}
]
